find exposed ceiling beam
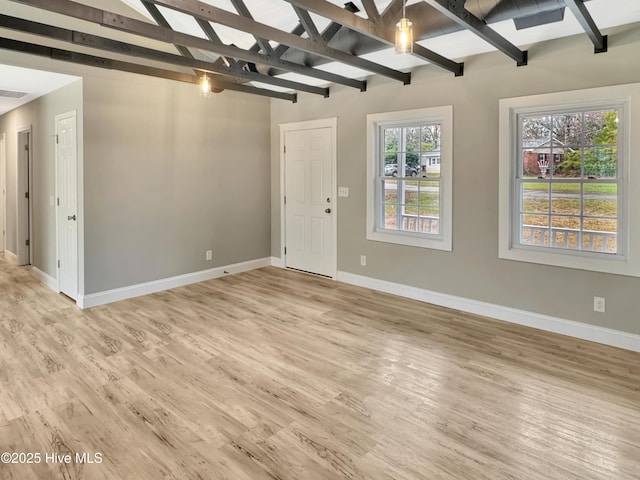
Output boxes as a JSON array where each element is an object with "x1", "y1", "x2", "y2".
[
  {"x1": 360, "y1": 0, "x2": 381, "y2": 23},
  {"x1": 142, "y1": 0, "x2": 234, "y2": 90},
  {"x1": 229, "y1": 0, "x2": 273, "y2": 55},
  {"x1": 0, "y1": 14, "x2": 329, "y2": 97},
  {"x1": 423, "y1": 0, "x2": 528, "y2": 66},
  {"x1": 8, "y1": 0, "x2": 365, "y2": 91},
  {"x1": 281, "y1": 0, "x2": 463, "y2": 76},
  {"x1": 272, "y1": 3, "x2": 359, "y2": 64},
  {"x1": 143, "y1": 0, "x2": 410, "y2": 83},
  {"x1": 322, "y1": 1, "x2": 360, "y2": 42},
  {"x1": 193, "y1": 16, "x2": 233, "y2": 68},
  {"x1": 273, "y1": 24, "x2": 304, "y2": 59},
  {"x1": 0, "y1": 36, "x2": 297, "y2": 101},
  {"x1": 293, "y1": 6, "x2": 320, "y2": 40},
  {"x1": 565, "y1": 0, "x2": 607, "y2": 53},
  {"x1": 141, "y1": 0, "x2": 193, "y2": 59}
]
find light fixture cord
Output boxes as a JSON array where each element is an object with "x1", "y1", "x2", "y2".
[{"x1": 402, "y1": 0, "x2": 406, "y2": 18}]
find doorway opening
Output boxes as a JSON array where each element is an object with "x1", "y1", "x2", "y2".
[{"x1": 16, "y1": 127, "x2": 31, "y2": 266}]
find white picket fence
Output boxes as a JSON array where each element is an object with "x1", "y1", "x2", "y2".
[
  {"x1": 522, "y1": 225, "x2": 616, "y2": 252},
  {"x1": 400, "y1": 214, "x2": 439, "y2": 233}
]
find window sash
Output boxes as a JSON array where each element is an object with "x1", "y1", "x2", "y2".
[
  {"x1": 513, "y1": 106, "x2": 623, "y2": 257},
  {"x1": 377, "y1": 178, "x2": 441, "y2": 235},
  {"x1": 367, "y1": 105, "x2": 452, "y2": 251},
  {"x1": 376, "y1": 122, "x2": 442, "y2": 237}
]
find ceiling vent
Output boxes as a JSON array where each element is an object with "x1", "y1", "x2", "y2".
[{"x1": 0, "y1": 89, "x2": 28, "y2": 99}]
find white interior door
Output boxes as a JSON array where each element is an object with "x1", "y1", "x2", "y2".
[
  {"x1": 16, "y1": 129, "x2": 30, "y2": 265},
  {"x1": 284, "y1": 127, "x2": 335, "y2": 277},
  {"x1": 56, "y1": 111, "x2": 78, "y2": 299},
  {"x1": 0, "y1": 133, "x2": 5, "y2": 253}
]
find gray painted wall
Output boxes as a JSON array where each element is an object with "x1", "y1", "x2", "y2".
[
  {"x1": 0, "y1": 80, "x2": 82, "y2": 274},
  {"x1": 1, "y1": 49, "x2": 271, "y2": 296},
  {"x1": 81, "y1": 73, "x2": 271, "y2": 294},
  {"x1": 271, "y1": 25, "x2": 640, "y2": 335}
]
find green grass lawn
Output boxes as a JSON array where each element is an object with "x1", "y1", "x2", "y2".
[
  {"x1": 521, "y1": 180, "x2": 618, "y2": 234},
  {"x1": 522, "y1": 182, "x2": 617, "y2": 194},
  {"x1": 522, "y1": 197, "x2": 617, "y2": 217}
]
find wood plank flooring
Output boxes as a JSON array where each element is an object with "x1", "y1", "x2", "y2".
[{"x1": 1, "y1": 256, "x2": 639, "y2": 480}]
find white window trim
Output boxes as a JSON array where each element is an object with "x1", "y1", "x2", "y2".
[
  {"x1": 366, "y1": 106, "x2": 453, "y2": 251},
  {"x1": 498, "y1": 83, "x2": 640, "y2": 277}
]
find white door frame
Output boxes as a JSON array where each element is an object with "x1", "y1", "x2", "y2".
[
  {"x1": 55, "y1": 110, "x2": 78, "y2": 298},
  {"x1": 0, "y1": 132, "x2": 5, "y2": 254},
  {"x1": 16, "y1": 126, "x2": 33, "y2": 265},
  {"x1": 279, "y1": 117, "x2": 338, "y2": 279}
]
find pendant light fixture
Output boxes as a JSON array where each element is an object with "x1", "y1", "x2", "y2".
[
  {"x1": 395, "y1": 1, "x2": 413, "y2": 54},
  {"x1": 199, "y1": 72, "x2": 211, "y2": 98}
]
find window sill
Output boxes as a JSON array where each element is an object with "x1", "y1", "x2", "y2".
[
  {"x1": 368, "y1": 229, "x2": 452, "y2": 251},
  {"x1": 498, "y1": 243, "x2": 640, "y2": 277}
]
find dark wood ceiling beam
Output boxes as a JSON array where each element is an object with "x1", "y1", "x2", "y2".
[
  {"x1": 281, "y1": 0, "x2": 463, "y2": 76},
  {"x1": 229, "y1": 0, "x2": 274, "y2": 55},
  {"x1": 381, "y1": 0, "x2": 403, "y2": 21},
  {"x1": 194, "y1": 18, "x2": 234, "y2": 68},
  {"x1": 141, "y1": 0, "x2": 194, "y2": 58},
  {"x1": 143, "y1": 0, "x2": 410, "y2": 83},
  {"x1": 565, "y1": 0, "x2": 607, "y2": 53},
  {"x1": 276, "y1": 2, "x2": 360, "y2": 59},
  {"x1": 0, "y1": 14, "x2": 329, "y2": 96},
  {"x1": 273, "y1": 23, "x2": 305, "y2": 58},
  {"x1": 7, "y1": 0, "x2": 365, "y2": 91},
  {"x1": 0, "y1": 36, "x2": 297, "y2": 101},
  {"x1": 423, "y1": 0, "x2": 528, "y2": 66},
  {"x1": 293, "y1": 6, "x2": 320, "y2": 40},
  {"x1": 360, "y1": 0, "x2": 381, "y2": 23}
]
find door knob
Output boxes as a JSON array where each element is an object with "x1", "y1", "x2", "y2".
[
  {"x1": 325, "y1": 208, "x2": 331, "y2": 214},
  {"x1": 68, "y1": 214, "x2": 76, "y2": 221}
]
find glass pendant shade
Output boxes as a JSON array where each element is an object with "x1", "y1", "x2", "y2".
[
  {"x1": 200, "y1": 73, "x2": 211, "y2": 98},
  {"x1": 395, "y1": 17, "x2": 413, "y2": 54}
]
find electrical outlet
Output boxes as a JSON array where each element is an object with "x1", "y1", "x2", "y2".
[
  {"x1": 360, "y1": 255, "x2": 366, "y2": 266},
  {"x1": 593, "y1": 296, "x2": 605, "y2": 313},
  {"x1": 205, "y1": 250, "x2": 213, "y2": 261}
]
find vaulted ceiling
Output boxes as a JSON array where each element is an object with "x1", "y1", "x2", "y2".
[{"x1": 0, "y1": 0, "x2": 639, "y2": 104}]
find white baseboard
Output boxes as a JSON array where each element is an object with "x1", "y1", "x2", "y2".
[
  {"x1": 4, "y1": 250, "x2": 18, "y2": 265},
  {"x1": 77, "y1": 257, "x2": 272, "y2": 309},
  {"x1": 31, "y1": 266, "x2": 57, "y2": 291},
  {"x1": 270, "y1": 256, "x2": 285, "y2": 268},
  {"x1": 337, "y1": 271, "x2": 640, "y2": 353}
]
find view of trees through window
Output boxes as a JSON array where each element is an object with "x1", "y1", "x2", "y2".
[
  {"x1": 383, "y1": 124, "x2": 441, "y2": 168},
  {"x1": 379, "y1": 123, "x2": 442, "y2": 234},
  {"x1": 518, "y1": 108, "x2": 620, "y2": 253}
]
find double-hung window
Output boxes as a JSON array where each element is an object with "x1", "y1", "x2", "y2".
[
  {"x1": 517, "y1": 106, "x2": 622, "y2": 254},
  {"x1": 499, "y1": 84, "x2": 640, "y2": 277},
  {"x1": 367, "y1": 106, "x2": 453, "y2": 251}
]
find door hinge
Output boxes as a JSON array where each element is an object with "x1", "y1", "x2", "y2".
[
  {"x1": 57, "y1": 197, "x2": 60, "y2": 206},
  {"x1": 58, "y1": 260, "x2": 61, "y2": 268},
  {"x1": 283, "y1": 145, "x2": 286, "y2": 154},
  {"x1": 24, "y1": 144, "x2": 29, "y2": 151},
  {"x1": 26, "y1": 239, "x2": 30, "y2": 246},
  {"x1": 55, "y1": 135, "x2": 59, "y2": 144},
  {"x1": 284, "y1": 195, "x2": 286, "y2": 205},
  {"x1": 25, "y1": 192, "x2": 29, "y2": 199},
  {"x1": 284, "y1": 246, "x2": 287, "y2": 255}
]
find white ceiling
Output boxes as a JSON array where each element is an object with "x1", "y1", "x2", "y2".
[
  {"x1": 0, "y1": 64, "x2": 79, "y2": 116},
  {"x1": 0, "y1": 0, "x2": 639, "y2": 109}
]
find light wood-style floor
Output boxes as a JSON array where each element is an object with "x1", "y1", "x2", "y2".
[{"x1": 0, "y1": 257, "x2": 639, "y2": 480}]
